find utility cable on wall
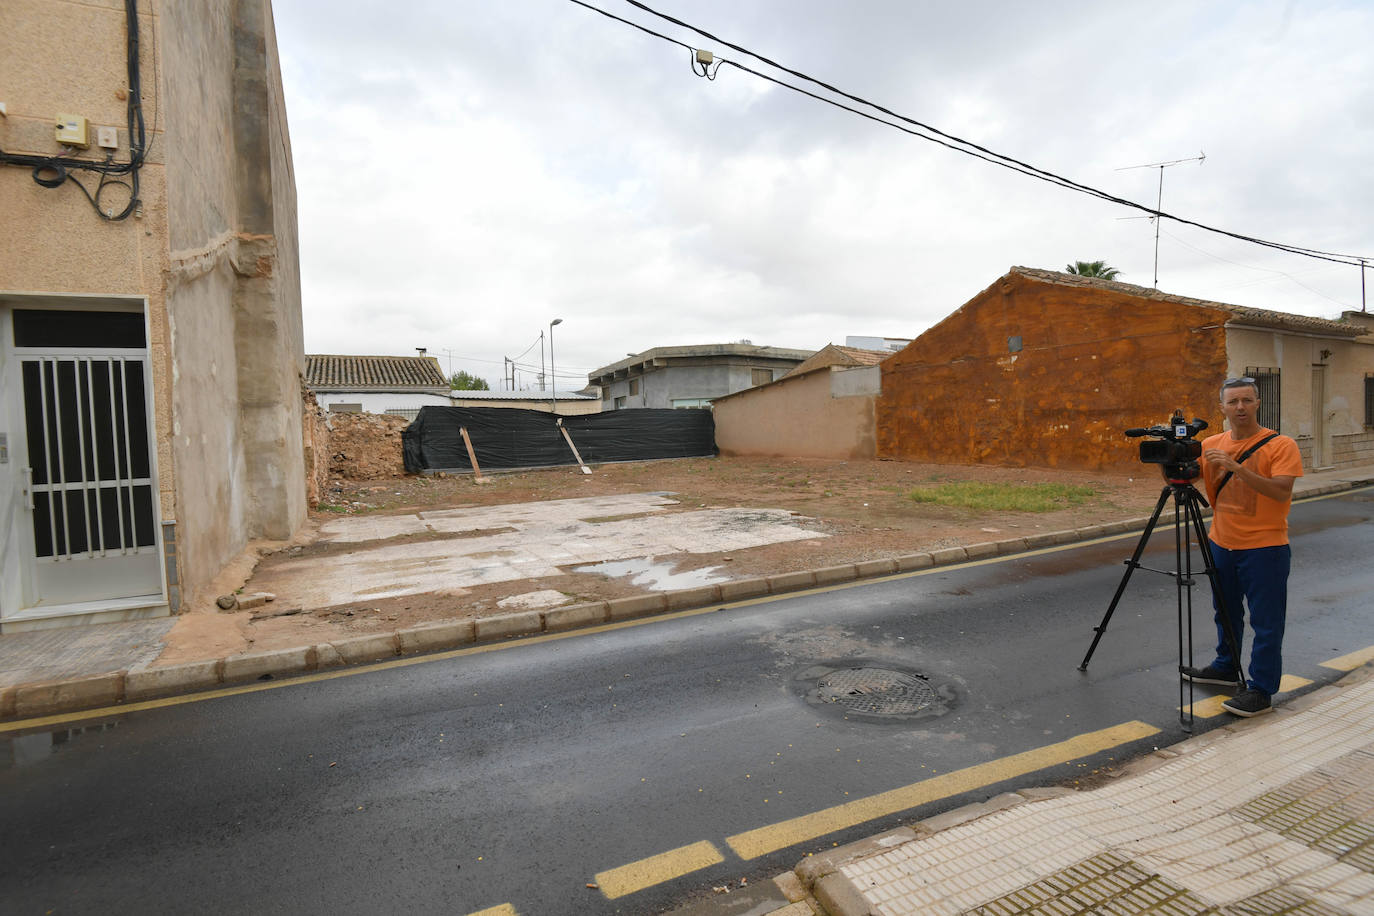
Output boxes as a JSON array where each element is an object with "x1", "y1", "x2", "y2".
[{"x1": 0, "y1": 0, "x2": 147, "y2": 220}]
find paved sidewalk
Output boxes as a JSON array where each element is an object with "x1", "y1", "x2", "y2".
[{"x1": 754, "y1": 664, "x2": 1374, "y2": 916}]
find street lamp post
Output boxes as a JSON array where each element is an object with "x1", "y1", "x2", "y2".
[{"x1": 548, "y1": 318, "x2": 563, "y2": 413}]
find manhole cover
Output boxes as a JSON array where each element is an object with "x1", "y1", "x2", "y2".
[{"x1": 814, "y1": 667, "x2": 938, "y2": 716}]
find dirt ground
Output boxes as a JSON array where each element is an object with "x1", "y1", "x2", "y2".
[{"x1": 160, "y1": 456, "x2": 1168, "y2": 662}]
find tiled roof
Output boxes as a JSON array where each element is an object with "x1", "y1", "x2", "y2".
[
  {"x1": 832, "y1": 345, "x2": 892, "y2": 365},
  {"x1": 781, "y1": 343, "x2": 892, "y2": 379},
  {"x1": 305, "y1": 354, "x2": 448, "y2": 390},
  {"x1": 1010, "y1": 266, "x2": 1368, "y2": 338}
]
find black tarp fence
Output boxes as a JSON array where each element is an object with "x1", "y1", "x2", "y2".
[{"x1": 401, "y1": 406, "x2": 716, "y2": 473}]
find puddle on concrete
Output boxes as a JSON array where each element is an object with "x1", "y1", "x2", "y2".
[
  {"x1": 573, "y1": 556, "x2": 728, "y2": 591},
  {"x1": 1, "y1": 720, "x2": 119, "y2": 769}
]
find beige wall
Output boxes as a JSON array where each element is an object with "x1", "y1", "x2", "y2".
[
  {"x1": 449, "y1": 397, "x2": 603, "y2": 415},
  {"x1": 1224, "y1": 323, "x2": 1374, "y2": 468},
  {"x1": 0, "y1": 0, "x2": 305, "y2": 618},
  {"x1": 714, "y1": 368, "x2": 877, "y2": 459}
]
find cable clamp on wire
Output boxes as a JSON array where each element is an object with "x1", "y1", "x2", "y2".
[{"x1": 691, "y1": 48, "x2": 723, "y2": 80}]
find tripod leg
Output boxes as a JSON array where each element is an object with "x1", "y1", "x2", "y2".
[
  {"x1": 1174, "y1": 491, "x2": 1195, "y2": 729},
  {"x1": 1079, "y1": 486, "x2": 1173, "y2": 671},
  {"x1": 1185, "y1": 493, "x2": 1247, "y2": 689}
]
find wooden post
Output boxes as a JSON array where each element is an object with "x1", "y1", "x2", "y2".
[
  {"x1": 557, "y1": 419, "x2": 592, "y2": 474},
  {"x1": 459, "y1": 426, "x2": 490, "y2": 484}
]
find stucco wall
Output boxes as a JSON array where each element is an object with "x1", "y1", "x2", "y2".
[
  {"x1": 1224, "y1": 324, "x2": 1373, "y2": 468},
  {"x1": 1, "y1": 0, "x2": 305, "y2": 618},
  {"x1": 715, "y1": 368, "x2": 877, "y2": 459},
  {"x1": 875, "y1": 272, "x2": 1231, "y2": 470}
]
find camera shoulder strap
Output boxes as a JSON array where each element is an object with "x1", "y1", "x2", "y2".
[{"x1": 1214, "y1": 432, "x2": 1280, "y2": 497}]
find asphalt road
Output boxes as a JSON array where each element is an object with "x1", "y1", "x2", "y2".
[{"x1": 2, "y1": 489, "x2": 1371, "y2": 916}]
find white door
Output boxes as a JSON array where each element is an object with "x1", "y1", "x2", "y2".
[{"x1": 1, "y1": 305, "x2": 163, "y2": 618}]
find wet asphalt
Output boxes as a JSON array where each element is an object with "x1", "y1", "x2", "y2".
[{"x1": 1, "y1": 490, "x2": 1371, "y2": 916}]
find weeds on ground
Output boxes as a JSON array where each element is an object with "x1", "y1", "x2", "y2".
[{"x1": 906, "y1": 481, "x2": 1097, "y2": 512}]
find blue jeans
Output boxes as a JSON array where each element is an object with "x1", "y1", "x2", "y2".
[{"x1": 1208, "y1": 542, "x2": 1290, "y2": 696}]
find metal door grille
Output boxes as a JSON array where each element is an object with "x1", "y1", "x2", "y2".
[
  {"x1": 21, "y1": 356, "x2": 156, "y2": 560},
  {"x1": 1246, "y1": 366, "x2": 1281, "y2": 431}
]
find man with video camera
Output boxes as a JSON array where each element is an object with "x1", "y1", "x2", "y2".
[{"x1": 1182, "y1": 376, "x2": 1304, "y2": 717}]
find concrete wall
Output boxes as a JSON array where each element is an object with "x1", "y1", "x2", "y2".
[
  {"x1": 317, "y1": 392, "x2": 451, "y2": 414},
  {"x1": 159, "y1": 0, "x2": 305, "y2": 606},
  {"x1": 715, "y1": 367, "x2": 877, "y2": 460},
  {"x1": 875, "y1": 272, "x2": 1231, "y2": 470},
  {"x1": 0, "y1": 0, "x2": 305, "y2": 618},
  {"x1": 447, "y1": 396, "x2": 602, "y2": 415}
]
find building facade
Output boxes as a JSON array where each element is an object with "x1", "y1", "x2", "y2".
[
  {"x1": 0, "y1": 0, "x2": 304, "y2": 630},
  {"x1": 305, "y1": 354, "x2": 450, "y2": 420},
  {"x1": 590, "y1": 343, "x2": 814, "y2": 411},
  {"x1": 875, "y1": 267, "x2": 1372, "y2": 471}
]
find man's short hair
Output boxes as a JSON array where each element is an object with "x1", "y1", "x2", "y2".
[{"x1": 1220, "y1": 376, "x2": 1259, "y2": 401}]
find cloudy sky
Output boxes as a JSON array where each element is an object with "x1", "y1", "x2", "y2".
[{"x1": 273, "y1": 0, "x2": 1373, "y2": 391}]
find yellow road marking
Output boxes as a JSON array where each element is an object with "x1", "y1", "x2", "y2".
[
  {"x1": 1182, "y1": 674, "x2": 1314, "y2": 719},
  {"x1": 594, "y1": 840, "x2": 724, "y2": 900},
  {"x1": 725, "y1": 720, "x2": 1159, "y2": 860},
  {"x1": 466, "y1": 905, "x2": 518, "y2": 916},
  {"x1": 1321, "y1": 645, "x2": 1374, "y2": 672}
]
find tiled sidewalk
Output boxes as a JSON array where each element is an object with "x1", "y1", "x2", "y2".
[{"x1": 812, "y1": 669, "x2": 1374, "y2": 915}]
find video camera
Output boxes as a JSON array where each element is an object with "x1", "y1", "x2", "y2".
[{"x1": 1125, "y1": 409, "x2": 1208, "y2": 481}]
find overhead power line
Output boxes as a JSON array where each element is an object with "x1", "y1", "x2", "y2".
[{"x1": 567, "y1": 0, "x2": 1370, "y2": 269}]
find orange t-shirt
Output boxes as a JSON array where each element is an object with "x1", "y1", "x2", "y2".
[{"x1": 1201, "y1": 427, "x2": 1303, "y2": 549}]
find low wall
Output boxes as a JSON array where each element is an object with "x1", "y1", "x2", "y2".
[{"x1": 715, "y1": 368, "x2": 877, "y2": 460}]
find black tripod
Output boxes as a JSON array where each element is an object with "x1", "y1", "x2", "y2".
[{"x1": 1078, "y1": 469, "x2": 1247, "y2": 729}]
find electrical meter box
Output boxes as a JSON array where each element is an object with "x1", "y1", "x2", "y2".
[{"x1": 55, "y1": 114, "x2": 90, "y2": 148}]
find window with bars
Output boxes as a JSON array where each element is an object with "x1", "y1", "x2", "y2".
[
  {"x1": 1366, "y1": 374, "x2": 1374, "y2": 427},
  {"x1": 1245, "y1": 367, "x2": 1281, "y2": 431},
  {"x1": 384, "y1": 408, "x2": 419, "y2": 420}
]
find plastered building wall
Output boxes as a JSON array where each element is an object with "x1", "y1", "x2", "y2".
[
  {"x1": 875, "y1": 271, "x2": 1230, "y2": 470},
  {"x1": 0, "y1": 0, "x2": 305, "y2": 618},
  {"x1": 714, "y1": 367, "x2": 877, "y2": 460},
  {"x1": 1225, "y1": 322, "x2": 1374, "y2": 467}
]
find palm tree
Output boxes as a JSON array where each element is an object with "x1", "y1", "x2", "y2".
[{"x1": 1065, "y1": 260, "x2": 1122, "y2": 280}]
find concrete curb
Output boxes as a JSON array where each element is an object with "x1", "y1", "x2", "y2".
[{"x1": 3, "y1": 478, "x2": 1367, "y2": 723}]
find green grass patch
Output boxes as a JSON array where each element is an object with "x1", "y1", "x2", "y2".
[{"x1": 905, "y1": 481, "x2": 1098, "y2": 512}]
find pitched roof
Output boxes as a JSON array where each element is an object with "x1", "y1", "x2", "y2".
[
  {"x1": 1010, "y1": 266, "x2": 1368, "y2": 338},
  {"x1": 783, "y1": 343, "x2": 891, "y2": 378},
  {"x1": 305, "y1": 354, "x2": 448, "y2": 391}
]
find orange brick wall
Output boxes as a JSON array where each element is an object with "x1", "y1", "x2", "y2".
[{"x1": 875, "y1": 273, "x2": 1232, "y2": 470}]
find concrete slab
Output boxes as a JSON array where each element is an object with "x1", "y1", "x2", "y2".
[{"x1": 255, "y1": 495, "x2": 825, "y2": 609}]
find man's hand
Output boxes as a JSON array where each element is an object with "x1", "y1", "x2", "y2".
[
  {"x1": 1207, "y1": 449, "x2": 1295, "y2": 502},
  {"x1": 1204, "y1": 448, "x2": 1239, "y2": 472}
]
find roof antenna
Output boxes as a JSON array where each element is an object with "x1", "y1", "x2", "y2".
[{"x1": 1116, "y1": 152, "x2": 1206, "y2": 289}]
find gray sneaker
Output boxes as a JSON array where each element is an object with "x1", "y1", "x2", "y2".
[
  {"x1": 1222, "y1": 689, "x2": 1272, "y2": 717},
  {"x1": 1180, "y1": 664, "x2": 1243, "y2": 688}
]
